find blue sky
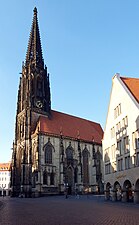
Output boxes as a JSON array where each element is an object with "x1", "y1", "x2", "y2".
[{"x1": 0, "y1": 0, "x2": 139, "y2": 162}]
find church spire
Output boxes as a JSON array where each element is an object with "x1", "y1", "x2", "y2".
[{"x1": 25, "y1": 7, "x2": 44, "y2": 68}]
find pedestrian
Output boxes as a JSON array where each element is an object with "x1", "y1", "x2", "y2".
[
  {"x1": 65, "y1": 188, "x2": 68, "y2": 199},
  {"x1": 75, "y1": 187, "x2": 79, "y2": 199}
]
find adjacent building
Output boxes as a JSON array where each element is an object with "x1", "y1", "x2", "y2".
[
  {"x1": 0, "y1": 163, "x2": 11, "y2": 196},
  {"x1": 11, "y1": 8, "x2": 104, "y2": 197},
  {"x1": 103, "y1": 73, "x2": 139, "y2": 203}
]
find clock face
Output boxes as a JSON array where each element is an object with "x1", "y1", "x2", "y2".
[{"x1": 36, "y1": 100, "x2": 43, "y2": 108}]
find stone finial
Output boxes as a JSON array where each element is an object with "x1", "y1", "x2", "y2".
[{"x1": 33, "y1": 7, "x2": 37, "y2": 14}]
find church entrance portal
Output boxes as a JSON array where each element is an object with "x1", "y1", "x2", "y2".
[{"x1": 65, "y1": 166, "x2": 74, "y2": 195}]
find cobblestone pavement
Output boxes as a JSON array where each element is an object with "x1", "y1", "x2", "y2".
[{"x1": 0, "y1": 195, "x2": 139, "y2": 225}]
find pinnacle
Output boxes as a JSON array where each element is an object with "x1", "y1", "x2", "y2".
[
  {"x1": 25, "y1": 7, "x2": 44, "y2": 68},
  {"x1": 33, "y1": 7, "x2": 37, "y2": 14}
]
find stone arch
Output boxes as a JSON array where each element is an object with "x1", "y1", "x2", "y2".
[
  {"x1": 123, "y1": 180, "x2": 133, "y2": 202},
  {"x1": 135, "y1": 179, "x2": 139, "y2": 190},
  {"x1": 113, "y1": 181, "x2": 120, "y2": 189},
  {"x1": 113, "y1": 181, "x2": 121, "y2": 201},
  {"x1": 106, "y1": 182, "x2": 111, "y2": 190},
  {"x1": 105, "y1": 182, "x2": 111, "y2": 200},
  {"x1": 134, "y1": 179, "x2": 139, "y2": 203},
  {"x1": 82, "y1": 145, "x2": 90, "y2": 157},
  {"x1": 123, "y1": 179, "x2": 132, "y2": 190}
]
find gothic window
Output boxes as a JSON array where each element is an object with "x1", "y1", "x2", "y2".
[
  {"x1": 45, "y1": 147, "x2": 52, "y2": 164},
  {"x1": 43, "y1": 171, "x2": 47, "y2": 185},
  {"x1": 66, "y1": 144, "x2": 73, "y2": 160},
  {"x1": 82, "y1": 147, "x2": 89, "y2": 186},
  {"x1": 44, "y1": 140, "x2": 54, "y2": 164}
]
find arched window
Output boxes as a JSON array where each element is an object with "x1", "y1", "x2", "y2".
[
  {"x1": 82, "y1": 147, "x2": 89, "y2": 186},
  {"x1": 45, "y1": 147, "x2": 52, "y2": 164},
  {"x1": 66, "y1": 143, "x2": 73, "y2": 160},
  {"x1": 44, "y1": 140, "x2": 54, "y2": 164}
]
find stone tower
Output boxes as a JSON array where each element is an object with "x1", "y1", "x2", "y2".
[
  {"x1": 11, "y1": 7, "x2": 104, "y2": 197},
  {"x1": 11, "y1": 7, "x2": 51, "y2": 197}
]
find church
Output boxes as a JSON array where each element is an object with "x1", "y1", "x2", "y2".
[{"x1": 11, "y1": 7, "x2": 104, "y2": 197}]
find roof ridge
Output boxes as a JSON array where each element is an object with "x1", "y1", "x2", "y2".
[
  {"x1": 38, "y1": 110, "x2": 103, "y2": 144},
  {"x1": 51, "y1": 109, "x2": 101, "y2": 126},
  {"x1": 121, "y1": 76, "x2": 139, "y2": 80},
  {"x1": 120, "y1": 76, "x2": 139, "y2": 104}
]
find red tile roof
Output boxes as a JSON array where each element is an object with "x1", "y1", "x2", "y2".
[
  {"x1": 121, "y1": 77, "x2": 139, "y2": 103},
  {"x1": 0, "y1": 163, "x2": 11, "y2": 171},
  {"x1": 36, "y1": 110, "x2": 103, "y2": 144}
]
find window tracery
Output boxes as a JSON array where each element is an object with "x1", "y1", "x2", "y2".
[
  {"x1": 66, "y1": 142, "x2": 74, "y2": 160},
  {"x1": 44, "y1": 139, "x2": 54, "y2": 164}
]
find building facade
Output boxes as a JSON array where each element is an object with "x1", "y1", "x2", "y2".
[
  {"x1": 11, "y1": 8, "x2": 104, "y2": 197},
  {"x1": 0, "y1": 163, "x2": 11, "y2": 196},
  {"x1": 103, "y1": 73, "x2": 139, "y2": 203}
]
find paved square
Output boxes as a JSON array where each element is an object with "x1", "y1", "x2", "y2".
[{"x1": 0, "y1": 195, "x2": 139, "y2": 225}]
